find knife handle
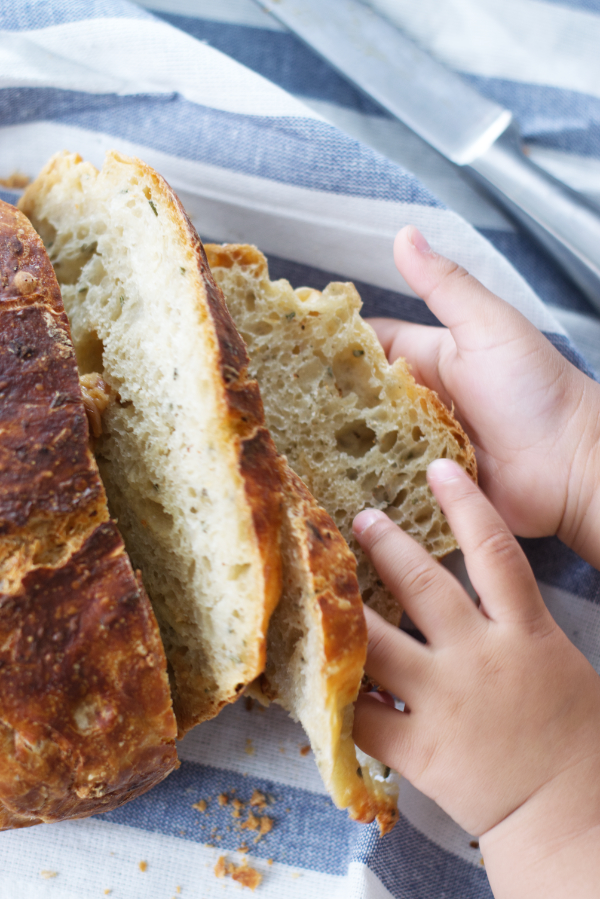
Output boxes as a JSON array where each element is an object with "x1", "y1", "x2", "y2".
[{"x1": 467, "y1": 125, "x2": 600, "y2": 313}]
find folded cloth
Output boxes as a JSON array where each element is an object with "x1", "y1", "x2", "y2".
[{"x1": 0, "y1": 2, "x2": 599, "y2": 898}]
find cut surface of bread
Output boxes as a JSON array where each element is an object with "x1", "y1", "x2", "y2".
[
  {"x1": 0, "y1": 200, "x2": 178, "y2": 829},
  {"x1": 206, "y1": 244, "x2": 477, "y2": 624},
  {"x1": 253, "y1": 464, "x2": 398, "y2": 834},
  {"x1": 20, "y1": 153, "x2": 283, "y2": 735}
]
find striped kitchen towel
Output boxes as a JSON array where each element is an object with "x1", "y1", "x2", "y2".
[{"x1": 0, "y1": 2, "x2": 599, "y2": 897}]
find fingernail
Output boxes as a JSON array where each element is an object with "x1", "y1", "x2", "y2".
[
  {"x1": 427, "y1": 458, "x2": 461, "y2": 482},
  {"x1": 353, "y1": 508, "x2": 386, "y2": 535},
  {"x1": 408, "y1": 226, "x2": 431, "y2": 255}
]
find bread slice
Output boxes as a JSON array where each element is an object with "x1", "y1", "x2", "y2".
[
  {"x1": 205, "y1": 244, "x2": 477, "y2": 625},
  {"x1": 253, "y1": 464, "x2": 398, "y2": 834},
  {"x1": 0, "y1": 200, "x2": 178, "y2": 829},
  {"x1": 19, "y1": 153, "x2": 284, "y2": 736}
]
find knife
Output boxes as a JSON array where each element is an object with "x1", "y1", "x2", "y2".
[{"x1": 253, "y1": 0, "x2": 600, "y2": 313}]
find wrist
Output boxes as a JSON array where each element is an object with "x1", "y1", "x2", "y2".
[
  {"x1": 556, "y1": 377, "x2": 600, "y2": 569},
  {"x1": 480, "y1": 751, "x2": 600, "y2": 899}
]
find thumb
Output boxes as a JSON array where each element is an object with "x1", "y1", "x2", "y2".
[{"x1": 394, "y1": 226, "x2": 533, "y2": 354}]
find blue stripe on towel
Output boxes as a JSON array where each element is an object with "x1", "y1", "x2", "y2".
[
  {"x1": 149, "y1": 11, "x2": 387, "y2": 117},
  {"x1": 352, "y1": 814, "x2": 492, "y2": 899},
  {"x1": 479, "y1": 228, "x2": 595, "y2": 317},
  {"x1": 0, "y1": 87, "x2": 441, "y2": 206},
  {"x1": 100, "y1": 759, "x2": 360, "y2": 875},
  {"x1": 0, "y1": 0, "x2": 149, "y2": 30},
  {"x1": 150, "y1": 10, "x2": 600, "y2": 161},
  {"x1": 520, "y1": 536, "x2": 600, "y2": 602},
  {"x1": 541, "y1": 0, "x2": 600, "y2": 10},
  {"x1": 0, "y1": 190, "x2": 18, "y2": 205},
  {"x1": 464, "y1": 76, "x2": 600, "y2": 158}
]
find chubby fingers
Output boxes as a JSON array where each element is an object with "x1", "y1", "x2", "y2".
[
  {"x1": 353, "y1": 691, "x2": 408, "y2": 772},
  {"x1": 353, "y1": 508, "x2": 479, "y2": 645},
  {"x1": 394, "y1": 225, "x2": 533, "y2": 355},
  {"x1": 361, "y1": 605, "x2": 429, "y2": 704},
  {"x1": 426, "y1": 459, "x2": 547, "y2": 625}
]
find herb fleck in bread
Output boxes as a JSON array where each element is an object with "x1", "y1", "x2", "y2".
[
  {"x1": 0, "y1": 200, "x2": 178, "y2": 829},
  {"x1": 206, "y1": 244, "x2": 476, "y2": 624},
  {"x1": 254, "y1": 464, "x2": 398, "y2": 833},
  {"x1": 20, "y1": 153, "x2": 284, "y2": 735}
]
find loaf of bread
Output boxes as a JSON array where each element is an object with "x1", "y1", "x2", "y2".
[
  {"x1": 205, "y1": 244, "x2": 477, "y2": 625},
  {"x1": 0, "y1": 200, "x2": 178, "y2": 829},
  {"x1": 19, "y1": 152, "x2": 284, "y2": 736},
  {"x1": 253, "y1": 464, "x2": 399, "y2": 834}
]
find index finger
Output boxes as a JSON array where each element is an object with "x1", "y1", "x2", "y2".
[
  {"x1": 353, "y1": 509, "x2": 480, "y2": 645},
  {"x1": 394, "y1": 226, "x2": 534, "y2": 355},
  {"x1": 366, "y1": 318, "x2": 453, "y2": 404},
  {"x1": 427, "y1": 460, "x2": 548, "y2": 627}
]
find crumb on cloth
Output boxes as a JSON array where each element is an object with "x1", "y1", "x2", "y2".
[
  {"x1": 214, "y1": 855, "x2": 262, "y2": 891},
  {"x1": 241, "y1": 810, "x2": 274, "y2": 843},
  {"x1": 40, "y1": 871, "x2": 58, "y2": 879},
  {"x1": 249, "y1": 790, "x2": 267, "y2": 810},
  {"x1": 0, "y1": 172, "x2": 29, "y2": 189}
]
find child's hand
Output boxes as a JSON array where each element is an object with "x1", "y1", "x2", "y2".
[
  {"x1": 369, "y1": 226, "x2": 600, "y2": 568},
  {"x1": 352, "y1": 460, "x2": 600, "y2": 897}
]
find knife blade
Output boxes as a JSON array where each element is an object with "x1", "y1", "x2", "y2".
[
  {"x1": 254, "y1": 0, "x2": 511, "y2": 166},
  {"x1": 253, "y1": 0, "x2": 600, "y2": 312}
]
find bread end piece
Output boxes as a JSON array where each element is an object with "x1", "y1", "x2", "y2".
[{"x1": 0, "y1": 199, "x2": 178, "y2": 828}]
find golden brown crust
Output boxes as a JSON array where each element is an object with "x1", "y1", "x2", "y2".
[
  {"x1": 272, "y1": 466, "x2": 399, "y2": 832},
  {"x1": 0, "y1": 200, "x2": 178, "y2": 829}
]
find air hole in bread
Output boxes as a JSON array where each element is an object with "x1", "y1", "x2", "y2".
[
  {"x1": 412, "y1": 426, "x2": 424, "y2": 442},
  {"x1": 406, "y1": 440, "x2": 429, "y2": 461},
  {"x1": 411, "y1": 470, "x2": 427, "y2": 487},
  {"x1": 361, "y1": 471, "x2": 378, "y2": 492},
  {"x1": 76, "y1": 330, "x2": 104, "y2": 375},
  {"x1": 335, "y1": 420, "x2": 376, "y2": 458},
  {"x1": 373, "y1": 485, "x2": 388, "y2": 504},
  {"x1": 54, "y1": 239, "x2": 98, "y2": 285},
  {"x1": 415, "y1": 506, "x2": 433, "y2": 525},
  {"x1": 346, "y1": 468, "x2": 358, "y2": 481},
  {"x1": 250, "y1": 321, "x2": 273, "y2": 336},
  {"x1": 86, "y1": 256, "x2": 106, "y2": 288},
  {"x1": 138, "y1": 498, "x2": 174, "y2": 536},
  {"x1": 379, "y1": 431, "x2": 398, "y2": 453},
  {"x1": 391, "y1": 488, "x2": 408, "y2": 508},
  {"x1": 228, "y1": 563, "x2": 250, "y2": 581},
  {"x1": 244, "y1": 290, "x2": 256, "y2": 311}
]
